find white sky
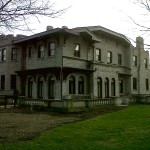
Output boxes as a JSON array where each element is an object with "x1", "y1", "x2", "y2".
[{"x1": 18, "y1": 0, "x2": 150, "y2": 48}]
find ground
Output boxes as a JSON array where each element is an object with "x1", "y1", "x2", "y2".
[
  {"x1": 0, "y1": 105, "x2": 123, "y2": 144},
  {"x1": 0, "y1": 108, "x2": 80, "y2": 143}
]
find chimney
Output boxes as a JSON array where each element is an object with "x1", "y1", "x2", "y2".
[
  {"x1": 62, "y1": 26, "x2": 68, "y2": 29},
  {"x1": 46, "y1": 26, "x2": 53, "y2": 31}
]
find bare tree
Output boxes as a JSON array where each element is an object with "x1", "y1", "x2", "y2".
[
  {"x1": 130, "y1": 0, "x2": 150, "y2": 31},
  {"x1": 0, "y1": 0, "x2": 67, "y2": 32},
  {"x1": 122, "y1": 0, "x2": 150, "y2": 48}
]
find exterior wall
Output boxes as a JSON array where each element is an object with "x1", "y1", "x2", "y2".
[
  {"x1": 25, "y1": 36, "x2": 63, "y2": 70},
  {"x1": 0, "y1": 36, "x2": 22, "y2": 95},
  {"x1": 131, "y1": 37, "x2": 150, "y2": 95},
  {"x1": 25, "y1": 74, "x2": 61, "y2": 100},
  {"x1": 63, "y1": 35, "x2": 89, "y2": 69},
  {"x1": 62, "y1": 73, "x2": 88, "y2": 97},
  {"x1": 0, "y1": 27, "x2": 150, "y2": 107}
]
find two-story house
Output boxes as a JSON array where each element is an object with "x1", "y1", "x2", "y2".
[{"x1": 0, "y1": 26, "x2": 149, "y2": 110}]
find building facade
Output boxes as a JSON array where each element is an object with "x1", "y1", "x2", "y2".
[{"x1": 0, "y1": 26, "x2": 149, "y2": 108}]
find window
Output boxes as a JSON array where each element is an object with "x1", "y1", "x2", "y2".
[
  {"x1": 2, "y1": 49, "x2": 6, "y2": 61},
  {"x1": 38, "y1": 44, "x2": 44, "y2": 58},
  {"x1": 107, "y1": 51, "x2": 112, "y2": 63},
  {"x1": 97, "y1": 77, "x2": 102, "y2": 98},
  {"x1": 11, "y1": 48, "x2": 17, "y2": 60},
  {"x1": 48, "y1": 42, "x2": 55, "y2": 56},
  {"x1": 28, "y1": 47, "x2": 32, "y2": 58},
  {"x1": 133, "y1": 78, "x2": 137, "y2": 90},
  {"x1": 119, "y1": 79, "x2": 123, "y2": 93},
  {"x1": 10, "y1": 75, "x2": 16, "y2": 89},
  {"x1": 28, "y1": 77, "x2": 33, "y2": 98},
  {"x1": 133, "y1": 55, "x2": 137, "y2": 66},
  {"x1": 74, "y1": 44, "x2": 80, "y2": 57},
  {"x1": 69, "y1": 76, "x2": 75, "y2": 94},
  {"x1": 37, "y1": 77, "x2": 44, "y2": 98},
  {"x1": 105, "y1": 78, "x2": 109, "y2": 98},
  {"x1": 111, "y1": 78, "x2": 115, "y2": 96},
  {"x1": 118, "y1": 54, "x2": 122, "y2": 65},
  {"x1": 146, "y1": 78, "x2": 149, "y2": 90},
  {"x1": 1, "y1": 75, "x2": 5, "y2": 90},
  {"x1": 144, "y1": 58, "x2": 148, "y2": 68},
  {"x1": 96, "y1": 49, "x2": 101, "y2": 61},
  {"x1": 78, "y1": 76, "x2": 84, "y2": 94},
  {"x1": 48, "y1": 77, "x2": 55, "y2": 99}
]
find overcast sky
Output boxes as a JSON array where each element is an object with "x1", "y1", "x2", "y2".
[{"x1": 23, "y1": 0, "x2": 150, "y2": 48}]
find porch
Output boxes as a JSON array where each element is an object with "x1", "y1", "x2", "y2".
[{"x1": 17, "y1": 96, "x2": 129, "y2": 112}]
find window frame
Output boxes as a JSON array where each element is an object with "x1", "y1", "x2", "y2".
[
  {"x1": 133, "y1": 55, "x2": 137, "y2": 66},
  {"x1": 28, "y1": 77, "x2": 33, "y2": 98},
  {"x1": 10, "y1": 75, "x2": 16, "y2": 90},
  {"x1": 107, "y1": 51, "x2": 112, "y2": 63},
  {"x1": 48, "y1": 42, "x2": 56, "y2": 56},
  {"x1": 96, "y1": 48, "x2": 101, "y2": 61},
  {"x1": 11, "y1": 48, "x2": 17, "y2": 60},
  {"x1": 118, "y1": 53, "x2": 122, "y2": 65},
  {"x1": 133, "y1": 77, "x2": 137, "y2": 90},
  {"x1": 69, "y1": 76, "x2": 75, "y2": 94},
  {"x1": 74, "y1": 43, "x2": 80, "y2": 57},
  {"x1": 144, "y1": 58, "x2": 148, "y2": 68},
  {"x1": 78, "y1": 76, "x2": 84, "y2": 94},
  {"x1": 38, "y1": 44, "x2": 45, "y2": 58},
  {"x1": 146, "y1": 78, "x2": 149, "y2": 90},
  {"x1": 37, "y1": 77, "x2": 44, "y2": 99},
  {"x1": 28, "y1": 47, "x2": 32, "y2": 58},
  {"x1": 2, "y1": 49, "x2": 6, "y2": 61},
  {"x1": 1, "y1": 75, "x2": 5, "y2": 90}
]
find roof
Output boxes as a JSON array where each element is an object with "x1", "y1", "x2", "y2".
[
  {"x1": 13, "y1": 25, "x2": 131, "y2": 45},
  {"x1": 73, "y1": 25, "x2": 131, "y2": 45},
  {"x1": 13, "y1": 28, "x2": 79, "y2": 44}
]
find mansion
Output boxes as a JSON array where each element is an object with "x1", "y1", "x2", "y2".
[{"x1": 0, "y1": 26, "x2": 149, "y2": 110}]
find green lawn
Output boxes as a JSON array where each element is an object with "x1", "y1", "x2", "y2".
[{"x1": 1, "y1": 105, "x2": 150, "y2": 150}]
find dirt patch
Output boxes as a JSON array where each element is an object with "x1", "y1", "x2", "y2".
[
  {"x1": 0, "y1": 110, "x2": 80, "y2": 143},
  {"x1": 0, "y1": 105, "x2": 124, "y2": 144}
]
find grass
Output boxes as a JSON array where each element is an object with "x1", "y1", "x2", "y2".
[{"x1": 0, "y1": 105, "x2": 150, "y2": 150}]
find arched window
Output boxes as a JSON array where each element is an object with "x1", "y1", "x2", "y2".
[
  {"x1": 48, "y1": 76, "x2": 55, "y2": 99},
  {"x1": 97, "y1": 77, "x2": 102, "y2": 98},
  {"x1": 37, "y1": 76, "x2": 44, "y2": 98},
  {"x1": 119, "y1": 79, "x2": 123, "y2": 93},
  {"x1": 111, "y1": 78, "x2": 115, "y2": 96},
  {"x1": 105, "y1": 78, "x2": 109, "y2": 98},
  {"x1": 69, "y1": 76, "x2": 75, "y2": 94},
  {"x1": 28, "y1": 77, "x2": 33, "y2": 98},
  {"x1": 78, "y1": 76, "x2": 84, "y2": 94}
]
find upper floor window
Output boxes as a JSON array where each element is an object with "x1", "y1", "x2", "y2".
[
  {"x1": 133, "y1": 77, "x2": 137, "y2": 90},
  {"x1": 11, "y1": 48, "x2": 17, "y2": 60},
  {"x1": 118, "y1": 54, "x2": 122, "y2": 65},
  {"x1": 28, "y1": 47, "x2": 32, "y2": 58},
  {"x1": 133, "y1": 55, "x2": 137, "y2": 66},
  {"x1": 107, "y1": 51, "x2": 112, "y2": 63},
  {"x1": 96, "y1": 49, "x2": 101, "y2": 61},
  {"x1": 48, "y1": 42, "x2": 55, "y2": 56},
  {"x1": 144, "y1": 58, "x2": 148, "y2": 68},
  {"x1": 2, "y1": 49, "x2": 6, "y2": 61},
  {"x1": 74, "y1": 44, "x2": 80, "y2": 57},
  {"x1": 38, "y1": 44, "x2": 44, "y2": 58}
]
